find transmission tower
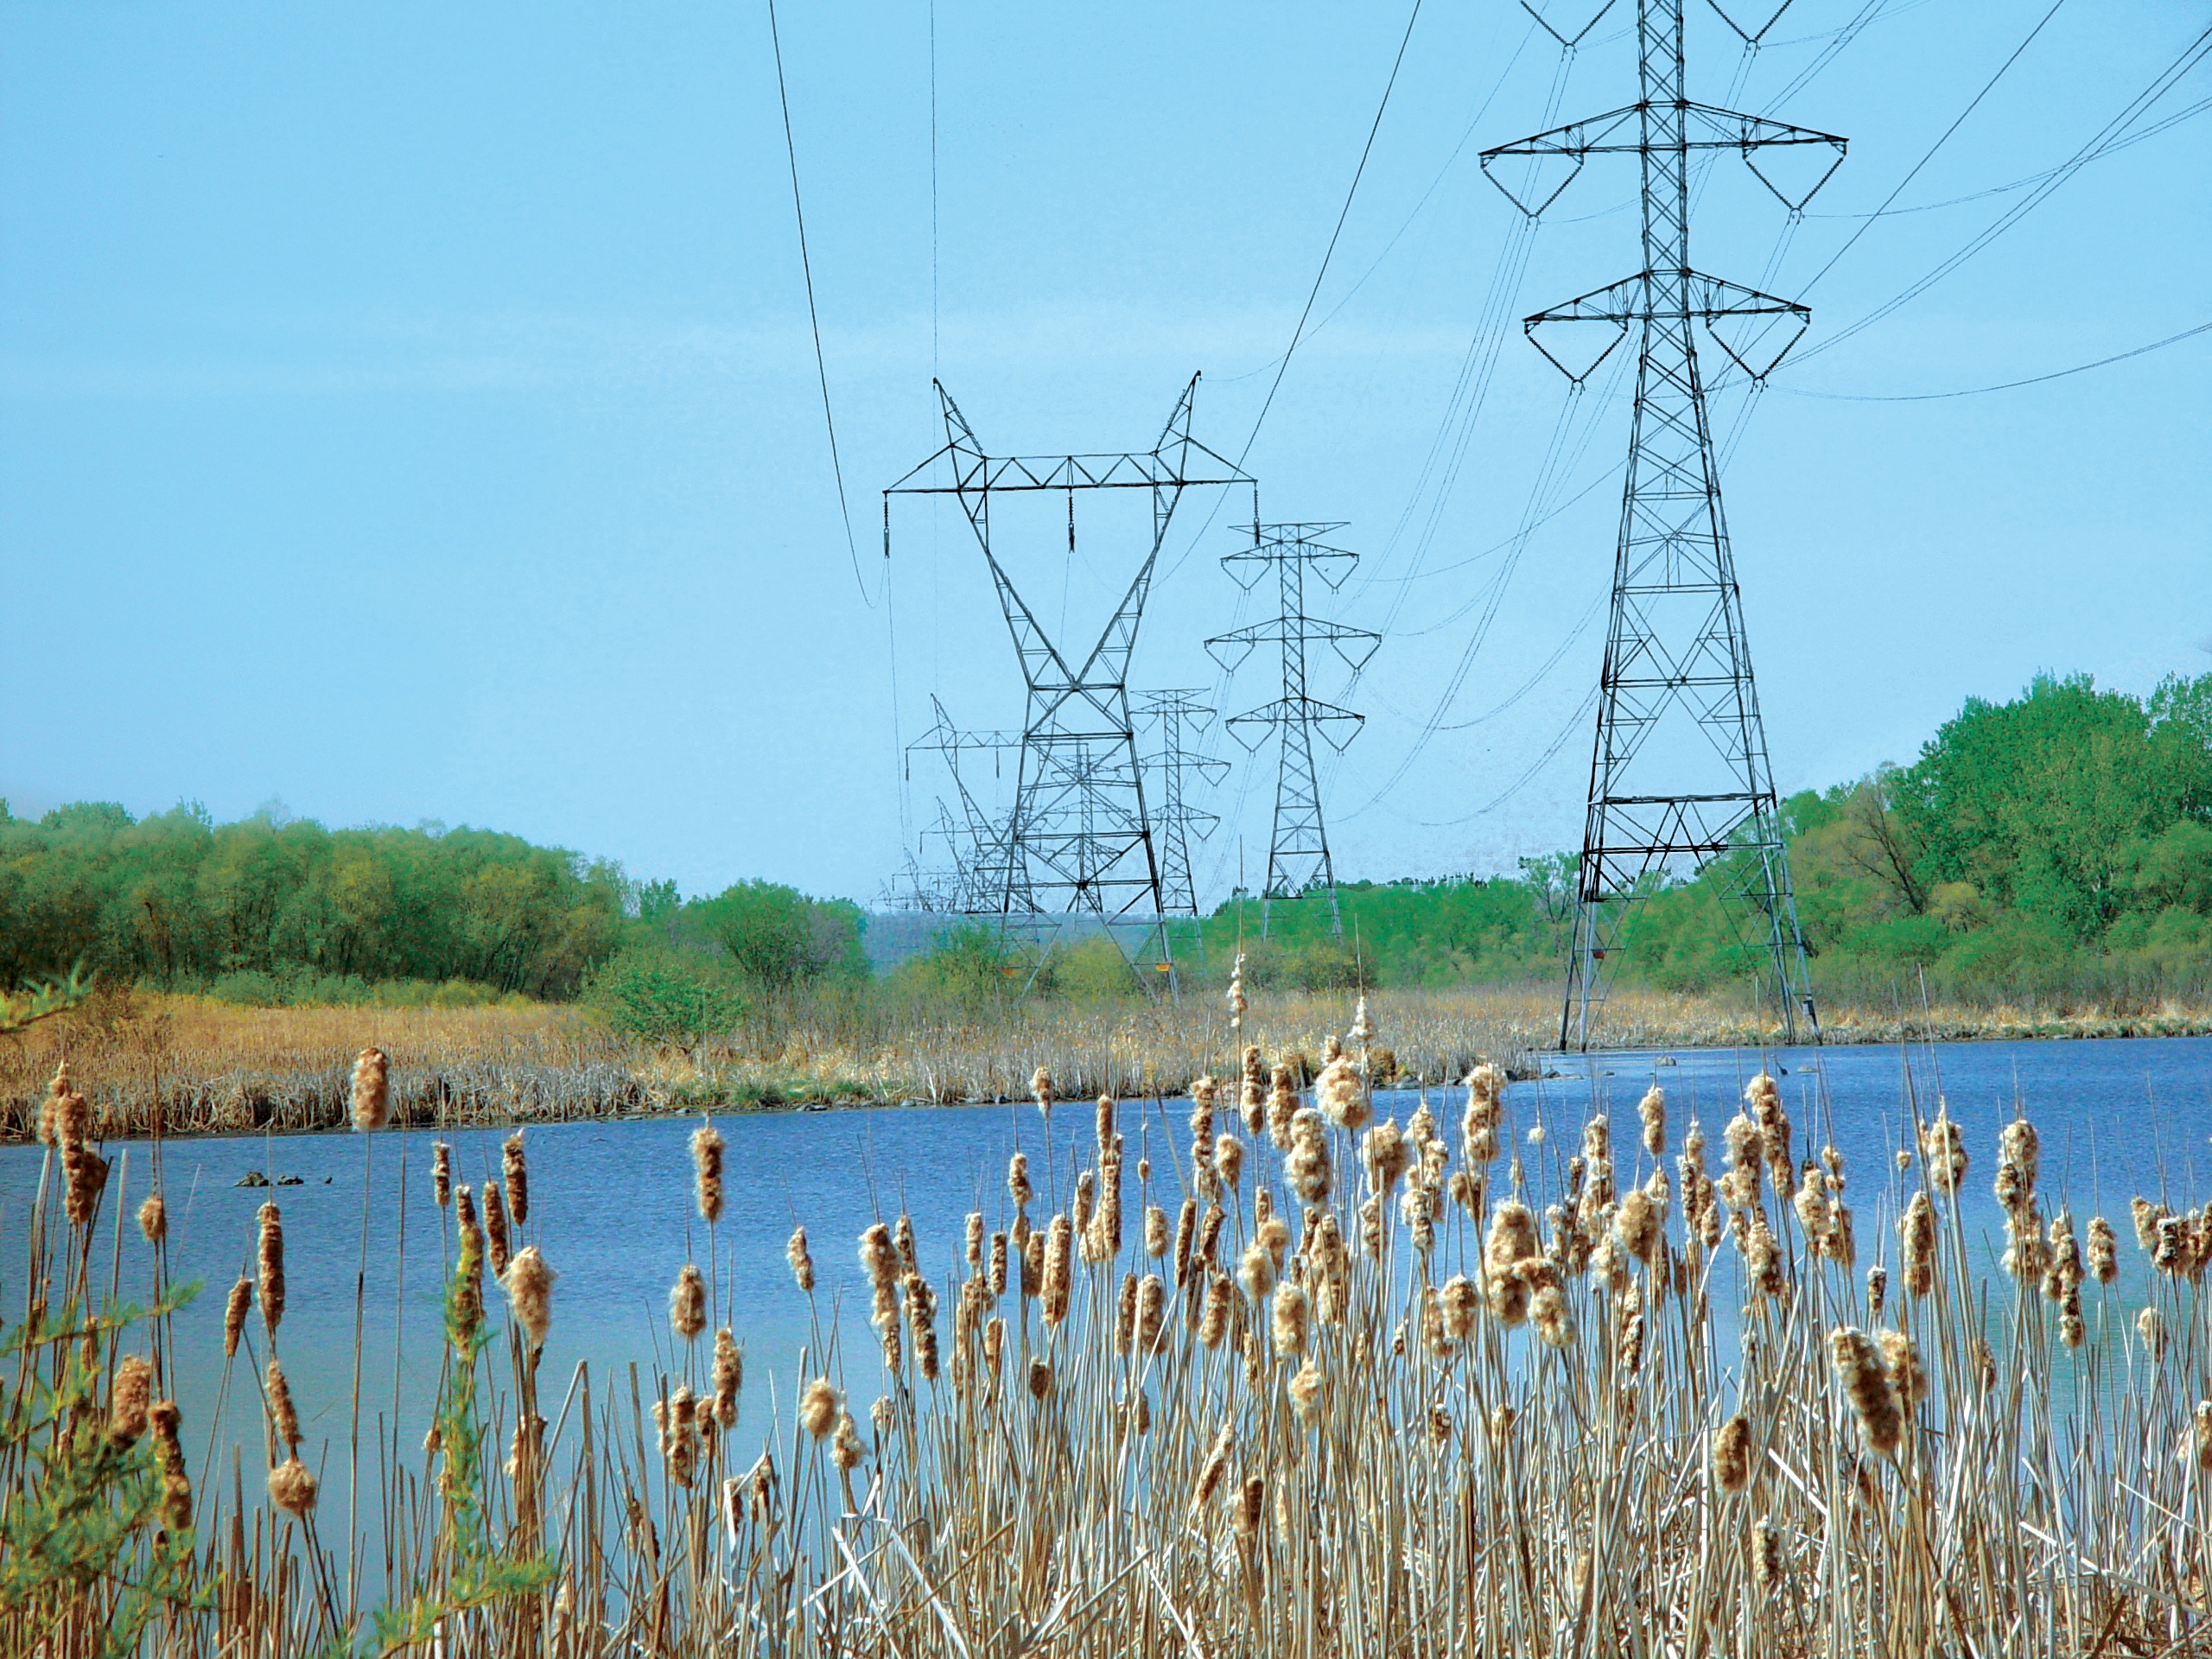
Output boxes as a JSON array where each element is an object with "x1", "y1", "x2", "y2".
[
  {"x1": 1481, "y1": 0, "x2": 1840, "y2": 1048},
  {"x1": 885, "y1": 378, "x2": 1255, "y2": 959},
  {"x1": 900, "y1": 696, "x2": 1021, "y2": 914},
  {"x1": 1137, "y1": 690, "x2": 1229, "y2": 920},
  {"x1": 1206, "y1": 523, "x2": 1377, "y2": 938}
]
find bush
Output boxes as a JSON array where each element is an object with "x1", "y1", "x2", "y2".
[{"x1": 584, "y1": 945, "x2": 746, "y2": 1049}]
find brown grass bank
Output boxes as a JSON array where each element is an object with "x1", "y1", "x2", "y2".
[{"x1": 7, "y1": 982, "x2": 2210, "y2": 1144}]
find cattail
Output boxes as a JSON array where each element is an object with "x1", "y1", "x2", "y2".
[
  {"x1": 501, "y1": 1131, "x2": 528, "y2": 1225},
  {"x1": 1227, "y1": 955, "x2": 1249, "y2": 1026},
  {"x1": 983, "y1": 1317, "x2": 1006, "y2": 1381},
  {"x1": 506, "y1": 1247, "x2": 554, "y2": 1348},
  {"x1": 893, "y1": 1212, "x2": 918, "y2": 1275},
  {"x1": 1753, "y1": 1517, "x2": 1783, "y2": 1592},
  {"x1": 831, "y1": 1411, "x2": 864, "y2": 1471},
  {"x1": 453, "y1": 1188, "x2": 484, "y2": 1350},
  {"x1": 988, "y1": 1231, "x2": 1008, "y2": 1297},
  {"x1": 1020, "y1": 1230, "x2": 1044, "y2": 1299},
  {"x1": 1289, "y1": 1359, "x2": 1324, "y2": 1425},
  {"x1": 1137, "y1": 1274, "x2": 1167, "y2": 1353},
  {"x1": 36, "y1": 1061, "x2": 68, "y2": 1147},
  {"x1": 2087, "y1": 1216, "x2": 2118, "y2": 1284},
  {"x1": 1026, "y1": 1357, "x2": 1053, "y2": 1401},
  {"x1": 432, "y1": 1141, "x2": 452, "y2": 1208},
  {"x1": 2139, "y1": 1306, "x2": 2166, "y2": 1361},
  {"x1": 1921, "y1": 1114, "x2": 1967, "y2": 1195},
  {"x1": 1827, "y1": 1327, "x2": 1903, "y2": 1457},
  {"x1": 1041, "y1": 1214, "x2": 1073, "y2": 1325},
  {"x1": 1440, "y1": 1274, "x2": 1479, "y2": 1341},
  {"x1": 670, "y1": 1263, "x2": 706, "y2": 1341},
  {"x1": 1115, "y1": 1273, "x2": 1139, "y2": 1354},
  {"x1": 1713, "y1": 1414, "x2": 1753, "y2": 1492},
  {"x1": 861, "y1": 1222, "x2": 900, "y2": 1288},
  {"x1": 1901, "y1": 1192, "x2": 1936, "y2": 1297},
  {"x1": 349, "y1": 1046, "x2": 391, "y2": 1132},
  {"x1": 223, "y1": 1277, "x2": 252, "y2": 1358},
  {"x1": 2058, "y1": 1286, "x2": 2085, "y2": 1350},
  {"x1": 1198, "y1": 1274, "x2": 1231, "y2": 1349},
  {"x1": 1637, "y1": 1084, "x2": 1665, "y2": 1157},
  {"x1": 1267, "y1": 1065, "x2": 1299, "y2": 1148},
  {"x1": 1071, "y1": 1171, "x2": 1096, "y2": 1237},
  {"x1": 799, "y1": 1378, "x2": 839, "y2": 1439},
  {"x1": 1144, "y1": 1205, "x2": 1169, "y2": 1258},
  {"x1": 1192, "y1": 1419, "x2": 1235, "y2": 1515},
  {"x1": 1363, "y1": 1120, "x2": 1411, "y2": 1196},
  {"x1": 1033, "y1": 1065, "x2": 1052, "y2": 1116},
  {"x1": 691, "y1": 1121, "x2": 724, "y2": 1224},
  {"x1": 266, "y1": 1358, "x2": 302, "y2": 1449},
  {"x1": 483, "y1": 1180, "x2": 512, "y2": 1279},
  {"x1": 257, "y1": 1203, "x2": 286, "y2": 1337},
  {"x1": 1215, "y1": 1133, "x2": 1244, "y2": 1190},
  {"x1": 1879, "y1": 1329, "x2": 1927, "y2": 1411},
  {"x1": 906, "y1": 1270, "x2": 941, "y2": 1381},
  {"x1": 1238, "y1": 1241, "x2": 1277, "y2": 1304},
  {"x1": 1866, "y1": 1264, "x2": 1888, "y2": 1320},
  {"x1": 787, "y1": 1226, "x2": 816, "y2": 1294},
  {"x1": 137, "y1": 1191, "x2": 166, "y2": 1245},
  {"x1": 1007, "y1": 1152, "x2": 1033, "y2": 1210},
  {"x1": 1531, "y1": 1284, "x2": 1574, "y2": 1348},
  {"x1": 2156, "y1": 1216, "x2": 2188, "y2": 1275},
  {"x1": 1286, "y1": 1108, "x2": 1332, "y2": 1206},
  {"x1": 150, "y1": 1399, "x2": 190, "y2": 1530},
  {"x1": 269, "y1": 1457, "x2": 317, "y2": 1518},
  {"x1": 2131, "y1": 1197, "x2": 2164, "y2": 1254},
  {"x1": 1270, "y1": 1281, "x2": 1309, "y2": 1358},
  {"x1": 2043, "y1": 1211, "x2": 2083, "y2": 1301},
  {"x1": 1171, "y1": 1198, "x2": 1198, "y2": 1287},
  {"x1": 1259, "y1": 1214, "x2": 1291, "y2": 1266},
  {"x1": 108, "y1": 1354, "x2": 152, "y2": 1446},
  {"x1": 1745, "y1": 1211, "x2": 1786, "y2": 1300},
  {"x1": 61, "y1": 1137, "x2": 109, "y2": 1228},
  {"x1": 964, "y1": 1211, "x2": 985, "y2": 1269},
  {"x1": 1317, "y1": 1054, "x2": 1368, "y2": 1132},
  {"x1": 658, "y1": 1389, "x2": 701, "y2": 1486},
  {"x1": 1616, "y1": 1188, "x2": 1662, "y2": 1266}
]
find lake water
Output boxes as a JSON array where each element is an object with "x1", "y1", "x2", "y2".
[{"x1": 7, "y1": 1033, "x2": 2210, "y2": 1525}]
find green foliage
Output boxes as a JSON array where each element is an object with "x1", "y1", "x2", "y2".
[
  {"x1": 0, "y1": 966, "x2": 91, "y2": 1034},
  {"x1": 686, "y1": 879, "x2": 867, "y2": 990},
  {"x1": 886, "y1": 923, "x2": 1027, "y2": 1007},
  {"x1": 0, "y1": 805, "x2": 639, "y2": 998},
  {"x1": 584, "y1": 944, "x2": 747, "y2": 1049},
  {"x1": 0, "y1": 1285, "x2": 211, "y2": 1653}
]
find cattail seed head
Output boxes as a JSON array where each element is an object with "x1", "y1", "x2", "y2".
[
  {"x1": 1041, "y1": 1214, "x2": 1073, "y2": 1325},
  {"x1": 505, "y1": 1246, "x2": 554, "y2": 1349},
  {"x1": 831, "y1": 1410, "x2": 864, "y2": 1471},
  {"x1": 137, "y1": 1191, "x2": 166, "y2": 1245},
  {"x1": 1238, "y1": 1240, "x2": 1277, "y2": 1304},
  {"x1": 266, "y1": 1358, "x2": 302, "y2": 1449},
  {"x1": 501, "y1": 1131, "x2": 528, "y2": 1226},
  {"x1": 670, "y1": 1263, "x2": 707, "y2": 1342},
  {"x1": 256, "y1": 1203, "x2": 286, "y2": 1337},
  {"x1": 1878, "y1": 1329, "x2": 1926, "y2": 1411},
  {"x1": 1026, "y1": 1357, "x2": 1053, "y2": 1401},
  {"x1": 1713, "y1": 1413, "x2": 1753, "y2": 1493},
  {"x1": 223, "y1": 1276, "x2": 252, "y2": 1358},
  {"x1": 1827, "y1": 1327, "x2": 1903, "y2": 1457},
  {"x1": 269, "y1": 1456, "x2": 318, "y2": 1518},
  {"x1": 432, "y1": 1142, "x2": 452, "y2": 1208},
  {"x1": 483, "y1": 1179, "x2": 512, "y2": 1279},
  {"x1": 108, "y1": 1354, "x2": 152, "y2": 1446},
  {"x1": 1866, "y1": 1263, "x2": 1888, "y2": 1319},
  {"x1": 1137, "y1": 1274, "x2": 1167, "y2": 1353},
  {"x1": 1921, "y1": 1115, "x2": 1967, "y2": 1195},
  {"x1": 1271, "y1": 1281, "x2": 1311, "y2": 1358},
  {"x1": 1198, "y1": 1274, "x2": 1231, "y2": 1349},
  {"x1": 1637, "y1": 1084, "x2": 1665, "y2": 1157},
  {"x1": 964, "y1": 1211, "x2": 984, "y2": 1269},
  {"x1": 1289, "y1": 1359, "x2": 1324, "y2": 1425},
  {"x1": 1007, "y1": 1152, "x2": 1033, "y2": 1210},
  {"x1": 690, "y1": 1121, "x2": 725, "y2": 1225},
  {"x1": 1032, "y1": 1065, "x2": 1052, "y2": 1115},
  {"x1": 62, "y1": 1138, "x2": 109, "y2": 1229},
  {"x1": 988, "y1": 1231, "x2": 1008, "y2": 1297},
  {"x1": 1901, "y1": 1192, "x2": 1936, "y2": 1298},
  {"x1": 861, "y1": 1222, "x2": 900, "y2": 1288},
  {"x1": 2139, "y1": 1305, "x2": 2167, "y2": 1360},
  {"x1": 2087, "y1": 1215, "x2": 2119, "y2": 1285},
  {"x1": 150, "y1": 1399, "x2": 190, "y2": 1530},
  {"x1": 1753, "y1": 1517, "x2": 1783, "y2": 1592},
  {"x1": 1144, "y1": 1205, "x2": 1169, "y2": 1257},
  {"x1": 1215, "y1": 1133, "x2": 1244, "y2": 1190},
  {"x1": 349, "y1": 1046, "x2": 391, "y2": 1133},
  {"x1": 787, "y1": 1226, "x2": 816, "y2": 1294},
  {"x1": 800, "y1": 1377, "x2": 839, "y2": 1439}
]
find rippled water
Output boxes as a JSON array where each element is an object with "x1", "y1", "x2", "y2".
[{"x1": 6, "y1": 1033, "x2": 2209, "y2": 1523}]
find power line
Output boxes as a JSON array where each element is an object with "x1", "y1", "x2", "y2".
[
  {"x1": 766, "y1": 0, "x2": 872, "y2": 609},
  {"x1": 1789, "y1": 319, "x2": 2212, "y2": 401},
  {"x1": 1236, "y1": 0, "x2": 1427, "y2": 467}
]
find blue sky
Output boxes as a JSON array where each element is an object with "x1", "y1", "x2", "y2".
[{"x1": 2, "y1": 0, "x2": 2206, "y2": 905}]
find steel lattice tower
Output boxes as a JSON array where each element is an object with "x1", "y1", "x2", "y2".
[
  {"x1": 885, "y1": 379, "x2": 1254, "y2": 946},
  {"x1": 1207, "y1": 523, "x2": 1377, "y2": 937},
  {"x1": 1482, "y1": 0, "x2": 1842, "y2": 1048},
  {"x1": 1138, "y1": 689, "x2": 1229, "y2": 920}
]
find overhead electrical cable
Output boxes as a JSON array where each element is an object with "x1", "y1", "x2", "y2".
[
  {"x1": 766, "y1": 0, "x2": 872, "y2": 608},
  {"x1": 1789, "y1": 320, "x2": 2212, "y2": 400}
]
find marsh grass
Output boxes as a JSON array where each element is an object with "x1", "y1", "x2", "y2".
[
  {"x1": 11, "y1": 974, "x2": 2212, "y2": 1657},
  {"x1": 6, "y1": 981, "x2": 2210, "y2": 1145}
]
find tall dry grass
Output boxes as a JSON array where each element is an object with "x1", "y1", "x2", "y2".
[
  {"x1": 9, "y1": 979, "x2": 2210, "y2": 1145},
  {"x1": 10, "y1": 982, "x2": 2212, "y2": 1656}
]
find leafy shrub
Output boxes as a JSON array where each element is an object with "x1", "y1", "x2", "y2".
[{"x1": 584, "y1": 945, "x2": 746, "y2": 1049}]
